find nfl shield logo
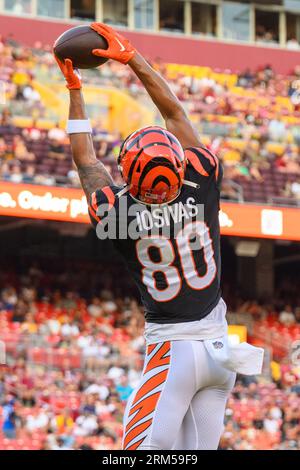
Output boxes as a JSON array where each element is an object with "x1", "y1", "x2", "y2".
[{"x1": 213, "y1": 341, "x2": 224, "y2": 349}]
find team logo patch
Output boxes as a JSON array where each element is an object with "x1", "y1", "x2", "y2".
[{"x1": 213, "y1": 341, "x2": 224, "y2": 349}]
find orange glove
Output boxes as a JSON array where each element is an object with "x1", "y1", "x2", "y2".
[
  {"x1": 54, "y1": 56, "x2": 82, "y2": 90},
  {"x1": 91, "y1": 23, "x2": 135, "y2": 65}
]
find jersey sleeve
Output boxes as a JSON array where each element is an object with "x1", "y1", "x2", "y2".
[
  {"x1": 185, "y1": 146, "x2": 223, "y2": 190},
  {"x1": 88, "y1": 185, "x2": 119, "y2": 229}
]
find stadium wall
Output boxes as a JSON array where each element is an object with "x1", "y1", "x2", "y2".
[
  {"x1": 1, "y1": 14, "x2": 300, "y2": 73},
  {"x1": 1, "y1": 182, "x2": 300, "y2": 241}
]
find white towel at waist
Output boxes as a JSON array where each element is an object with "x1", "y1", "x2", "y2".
[{"x1": 204, "y1": 335, "x2": 264, "y2": 376}]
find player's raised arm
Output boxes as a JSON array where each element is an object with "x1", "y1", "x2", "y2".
[
  {"x1": 91, "y1": 23, "x2": 201, "y2": 149},
  {"x1": 54, "y1": 56, "x2": 113, "y2": 199},
  {"x1": 128, "y1": 53, "x2": 201, "y2": 149}
]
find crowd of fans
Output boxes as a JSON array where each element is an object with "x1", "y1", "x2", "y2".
[
  {"x1": 0, "y1": 262, "x2": 144, "y2": 450},
  {"x1": 0, "y1": 29, "x2": 300, "y2": 451},
  {"x1": 0, "y1": 36, "x2": 300, "y2": 203},
  {"x1": 0, "y1": 262, "x2": 299, "y2": 450},
  {"x1": 221, "y1": 379, "x2": 300, "y2": 450},
  {"x1": 0, "y1": 118, "x2": 122, "y2": 187}
]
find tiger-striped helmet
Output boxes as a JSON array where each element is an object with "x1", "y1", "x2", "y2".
[{"x1": 118, "y1": 126, "x2": 186, "y2": 204}]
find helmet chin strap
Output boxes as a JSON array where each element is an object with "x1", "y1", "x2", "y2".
[
  {"x1": 117, "y1": 180, "x2": 200, "y2": 205},
  {"x1": 116, "y1": 185, "x2": 130, "y2": 198},
  {"x1": 183, "y1": 180, "x2": 200, "y2": 189}
]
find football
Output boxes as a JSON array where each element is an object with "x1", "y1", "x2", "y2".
[{"x1": 53, "y1": 25, "x2": 109, "y2": 69}]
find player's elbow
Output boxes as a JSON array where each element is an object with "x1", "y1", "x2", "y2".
[{"x1": 163, "y1": 106, "x2": 187, "y2": 123}]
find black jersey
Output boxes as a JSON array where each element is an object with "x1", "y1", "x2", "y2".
[{"x1": 89, "y1": 146, "x2": 222, "y2": 324}]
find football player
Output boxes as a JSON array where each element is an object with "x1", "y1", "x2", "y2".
[{"x1": 54, "y1": 24, "x2": 262, "y2": 450}]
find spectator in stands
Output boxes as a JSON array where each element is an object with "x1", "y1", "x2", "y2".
[
  {"x1": 116, "y1": 376, "x2": 133, "y2": 403},
  {"x1": 256, "y1": 27, "x2": 277, "y2": 44},
  {"x1": 20, "y1": 388, "x2": 36, "y2": 408},
  {"x1": 22, "y1": 165, "x2": 36, "y2": 184},
  {"x1": 74, "y1": 410, "x2": 98, "y2": 437},
  {"x1": 0, "y1": 109, "x2": 12, "y2": 127},
  {"x1": 291, "y1": 124, "x2": 300, "y2": 148},
  {"x1": 47, "y1": 143, "x2": 65, "y2": 161},
  {"x1": 22, "y1": 120, "x2": 43, "y2": 141},
  {"x1": 0, "y1": 137, "x2": 8, "y2": 160},
  {"x1": 47, "y1": 124, "x2": 66, "y2": 144},
  {"x1": 51, "y1": 409, "x2": 74, "y2": 436},
  {"x1": 13, "y1": 135, "x2": 35, "y2": 162},
  {"x1": 2, "y1": 398, "x2": 18, "y2": 439},
  {"x1": 294, "y1": 307, "x2": 300, "y2": 323},
  {"x1": 279, "y1": 305, "x2": 295, "y2": 325},
  {"x1": 256, "y1": 25, "x2": 266, "y2": 42},
  {"x1": 26, "y1": 407, "x2": 49, "y2": 434},
  {"x1": 237, "y1": 69, "x2": 255, "y2": 88},
  {"x1": 67, "y1": 168, "x2": 81, "y2": 187},
  {"x1": 0, "y1": 162, "x2": 11, "y2": 181},
  {"x1": 263, "y1": 411, "x2": 281, "y2": 434},
  {"x1": 282, "y1": 178, "x2": 300, "y2": 200},
  {"x1": 21, "y1": 312, "x2": 38, "y2": 334},
  {"x1": 0, "y1": 286, "x2": 17, "y2": 310},
  {"x1": 11, "y1": 66, "x2": 31, "y2": 98},
  {"x1": 220, "y1": 181, "x2": 240, "y2": 201},
  {"x1": 47, "y1": 125, "x2": 66, "y2": 162},
  {"x1": 280, "y1": 150, "x2": 300, "y2": 174},
  {"x1": 160, "y1": 15, "x2": 183, "y2": 32},
  {"x1": 11, "y1": 298, "x2": 28, "y2": 322},
  {"x1": 287, "y1": 38, "x2": 300, "y2": 50},
  {"x1": 9, "y1": 164, "x2": 23, "y2": 183},
  {"x1": 11, "y1": 0, "x2": 31, "y2": 15},
  {"x1": 268, "y1": 115, "x2": 287, "y2": 142},
  {"x1": 22, "y1": 82, "x2": 41, "y2": 104},
  {"x1": 87, "y1": 297, "x2": 103, "y2": 319},
  {"x1": 61, "y1": 318, "x2": 80, "y2": 338},
  {"x1": 84, "y1": 383, "x2": 110, "y2": 402},
  {"x1": 34, "y1": 173, "x2": 56, "y2": 186}
]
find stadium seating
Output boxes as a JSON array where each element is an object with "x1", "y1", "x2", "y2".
[
  {"x1": 0, "y1": 34, "x2": 300, "y2": 452},
  {"x1": 0, "y1": 37, "x2": 300, "y2": 205},
  {"x1": 0, "y1": 264, "x2": 299, "y2": 450}
]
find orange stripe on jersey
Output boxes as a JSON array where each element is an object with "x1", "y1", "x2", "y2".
[
  {"x1": 199, "y1": 147, "x2": 216, "y2": 168},
  {"x1": 144, "y1": 341, "x2": 171, "y2": 374},
  {"x1": 200, "y1": 147, "x2": 220, "y2": 180},
  {"x1": 212, "y1": 153, "x2": 219, "y2": 181},
  {"x1": 132, "y1": 368, "x2": 169, "y2": 406},
  {"x1": 101, "y1": 186, "x2": 115, "y2": 210},
  {"x1": 185, "y1": 149, "x2": 209, "y2": 177},
  {"x1": 126, "y1": 437, "x2": 146, "y2": 450},
  {"x1": 89, "y1": 193, "x2": 100, "y2": 222},
  {"x1": 123, "y1": 341, "x2": 171, "y2": 450},
  {"x1": 147, "y1": 344, "x2": 156, "y2": 355},
  {"x1": 126, "y1": 391, "x2": 161, "y2": 433},
  {"x1": 214, "y1": 157, "x2": 219, "y2": 181},
  {"x1": 123, "y1": 419, "x2": 152, "y2": 449},
  {"x1": 91, "y1": 192, "x2": 99, "y2": 214},
  {"x1": 88, "y1": 206, "x2": 100, "y2": 223},
  {"x1": 90, "y1": 192, "x2": 100, "y2": 220}
]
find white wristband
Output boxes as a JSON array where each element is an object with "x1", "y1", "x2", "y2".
[{"x1": 66, "y1": 119, "x2": 92, "y2": 135}]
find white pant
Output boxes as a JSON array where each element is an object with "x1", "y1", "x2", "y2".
[{"x1": 122, "y1": 340, "x2": 236, "y2": 450}]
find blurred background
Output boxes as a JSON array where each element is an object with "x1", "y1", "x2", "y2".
[{"x1": 0, "y1": 0, "x2": 300, "y2": 451}]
